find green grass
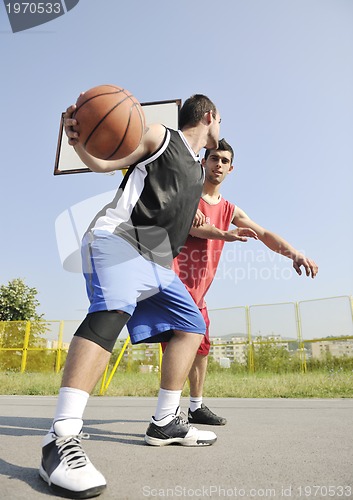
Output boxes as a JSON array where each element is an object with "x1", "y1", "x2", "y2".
[
  {"x1": 1, "y1": 370, "x2": 352, "y2": 398},
  {"x1": 202, "y1": 371, "x2": 353, "y2": 398}
]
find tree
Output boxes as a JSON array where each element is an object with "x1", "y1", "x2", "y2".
[
  {"x1": 0, "y1": 278, "x2": 47, "y2": 371},
  {"x1": 0, "y1": 278, "x2": 43, "y2": 321}
]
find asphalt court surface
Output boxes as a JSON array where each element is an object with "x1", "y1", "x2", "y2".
[{"x1": 0, "y1": 396, "x2": 352, "y2": 499}]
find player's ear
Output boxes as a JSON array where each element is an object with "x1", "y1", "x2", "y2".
[
  {"x1": 201, "y1": 158, "x2": 206, "y2": 166},
  {"x1": 204, "y1": 110, "x2": 213, "y2": 125},
  {"x1": 228, "y1": 164, "x2": 234, "y2": 174}
]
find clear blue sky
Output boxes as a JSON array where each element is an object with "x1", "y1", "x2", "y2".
[{"x1": 1, "y1": 0, "x2": 352, "y2": 338}]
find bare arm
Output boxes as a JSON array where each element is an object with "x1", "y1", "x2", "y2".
[
  {"x1": 63, "y1": 104, "x2": 166, "y2": 173},
  {"x1": 192, "y1": 209, "x2": 207, "y2": 228},
  {"x1": 189, "y1": 223, "x2": 258, "y2": 242},
  {"x1": 233, "y1": 207, "x2": 318, "y2": 278}
]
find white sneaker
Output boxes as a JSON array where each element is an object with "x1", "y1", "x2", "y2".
[
  {"x1": 145, "y1": 410, "x2": 217, "y2": 447},
  {"x1": 39, "y1": 419, "x2": 106, "y2": 499}
]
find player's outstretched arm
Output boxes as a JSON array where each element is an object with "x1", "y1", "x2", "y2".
[
  {"x1": 291, "y1": 254, "x2": 318, "y2": 278},
  {"x1": 190, "y1": 223, "x2": 258, "y2": 242},
  {"x1": 233, "y1": 207, "x2": 318, "y2": 278},
  {"x1": 192, "y1": 209, "x2": 207, "y2": 227},
  {"x1": 63, "y1": 105, "x2": 165, "y2": 173}
]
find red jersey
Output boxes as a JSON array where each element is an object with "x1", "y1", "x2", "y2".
[{"x1": 174, "y1": 196, "x2": 235, "y2": 308}]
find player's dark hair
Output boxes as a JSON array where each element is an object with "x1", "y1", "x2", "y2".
[
  {"x1": 204, "y1": 138, "x2": 234, "y2": 164},
  {"x1": 179, "y1": 94, "x2": 217, "y2": 129}
]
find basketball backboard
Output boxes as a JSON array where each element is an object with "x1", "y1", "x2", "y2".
[{"x1": 53, "y1": 99, "x2": 181, "y2": 175}]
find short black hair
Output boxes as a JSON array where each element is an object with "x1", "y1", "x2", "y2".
[
  {"x1": 204, "y1": 138, "x2": 234, "y2": 164},
  {"x1": 179, "y1": 94, "x2": 217, "y2": 129}
]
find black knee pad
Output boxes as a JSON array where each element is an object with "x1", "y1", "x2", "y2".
[{"x1": 74, "y1": 311, "x2": 130, "y2": 352}]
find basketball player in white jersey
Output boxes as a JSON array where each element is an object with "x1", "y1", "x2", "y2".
[{"x1": 40, "y1": 95, "x2": 223, "y2": 499}]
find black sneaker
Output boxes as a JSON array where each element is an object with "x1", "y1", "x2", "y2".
[
  {"x1": 39, "y1": 419, "x2": 106, "y2": 499},
  {"x1": 188, "y1": 404, "x2": 227, "y2": 426},
  {"x1": 145, "y1": 410, "x2": 217, "y2": 446}
]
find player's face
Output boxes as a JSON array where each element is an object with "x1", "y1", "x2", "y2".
[
  {"x1": 202, "y1": 150, "x2": 233, "y2": 185},
  {"x1": 205, "y1": 111, "x2": 221, "y2": 150}
]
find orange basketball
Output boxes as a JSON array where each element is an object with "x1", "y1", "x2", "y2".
[{"x1": 73, "y1": 85, "x2": 145, "y2": 161}]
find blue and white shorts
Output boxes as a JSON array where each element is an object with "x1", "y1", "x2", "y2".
[{"x1": 81, "y1": 230, "x2": 206, "y2": 344}]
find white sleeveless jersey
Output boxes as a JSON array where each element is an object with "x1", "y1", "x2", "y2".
[{"x1": 87, "y1": 128, "x2": 204, "y2": 266}]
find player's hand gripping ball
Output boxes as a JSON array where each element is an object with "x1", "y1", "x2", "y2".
[{"x1": 73, "y1": 85, "x2": 145, "y2": 160}]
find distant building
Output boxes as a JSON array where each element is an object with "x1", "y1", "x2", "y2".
[
  {"x1": 122, "y1": 341, "x2": 159, "y2": 364},
  {"x1": 256, "y1": 335, "x2": 289, "y2": 351},
  {"x1": 210, "y1": 334, "x2": 290, "y2": 365},
  {"x1": 46, "y1": 340, "x2": 70, "y2": 350},
  {"x1": 210, "y1": 335, "x2": 248, "y2": 364},
  {"x1": 311, "y1": 339, "x2": 353, "y2": 359}
]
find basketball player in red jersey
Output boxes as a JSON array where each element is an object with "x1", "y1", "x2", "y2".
[{"x1": 168, "y1": 139, "x2": 318, "y2": 425}]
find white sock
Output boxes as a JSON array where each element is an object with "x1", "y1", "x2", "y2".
[
  {"x1": 190, "y1": 396, "x2": 203, "y2": 412},
  {"x1": 153, "y1": 388, "x2": 182, "y2": 424},
  {"x1": 49, "y1": 387, "x2": 89, "y2": 433}
]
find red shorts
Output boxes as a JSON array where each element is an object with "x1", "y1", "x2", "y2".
[{"x1": 161, "y1": 306, "x2": 210, "y2": 356}]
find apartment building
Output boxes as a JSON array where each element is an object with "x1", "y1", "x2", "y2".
[
  {"x1": 210, "y1": 334, "x2": 290, "y2": 364},
  {"x1": 311, "y1": 339, "x2": 353, "y2": 359},
  {"x1": 210, "y1": 336, "x2": 248, "y2": 364}
]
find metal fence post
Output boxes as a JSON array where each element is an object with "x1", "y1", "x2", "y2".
[
  {"x1": 20, "y1": 321, "x2": 31, "y2": 373},
  {"x1": 159, "y1": 343, "x2": 163, "y2": 379},
  {"x1": 295, "y1": 302, "x2": 306, "y2": 373},
  {"x1": 246, "y1": 306, "x2": 254, "y2": 373},
  {"x1": 55, "y1": 321, "x2": 65, "y2": 373},
  {"x1": 99, "y1": 336, "x2": 130, "y2": 395}
]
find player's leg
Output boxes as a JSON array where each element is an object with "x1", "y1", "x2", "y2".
[
  {"x1": 61, "y1": 310, "x2": 130, "y2": 390},
  {"x1": 61, "y1": 337, "x2": 110, "y2": 391},
  {"x1": 160, "y1": 329, "x2": 203, "y2": 390},
  {"x1": 40, "y1": 232, "x2": 136, "y2": 498},
  {"x1": 145, "y1": 329, "x2": 217, "y2": 446},
  {"x1": 189, "y1": 352, "x2": 208, "y2": 398},
  {"x1": 39, "y1": 310, "x2": 130, "y2": 499},
  {"x1": 128, "y1": 272, "x2": 217, "y2": 446},
  {"x1": 150, "y1": 332, "x2": 202, "y2": 429},
  {"x1": 188, "y1": 307, "x2": 227, "y2": 426}
]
